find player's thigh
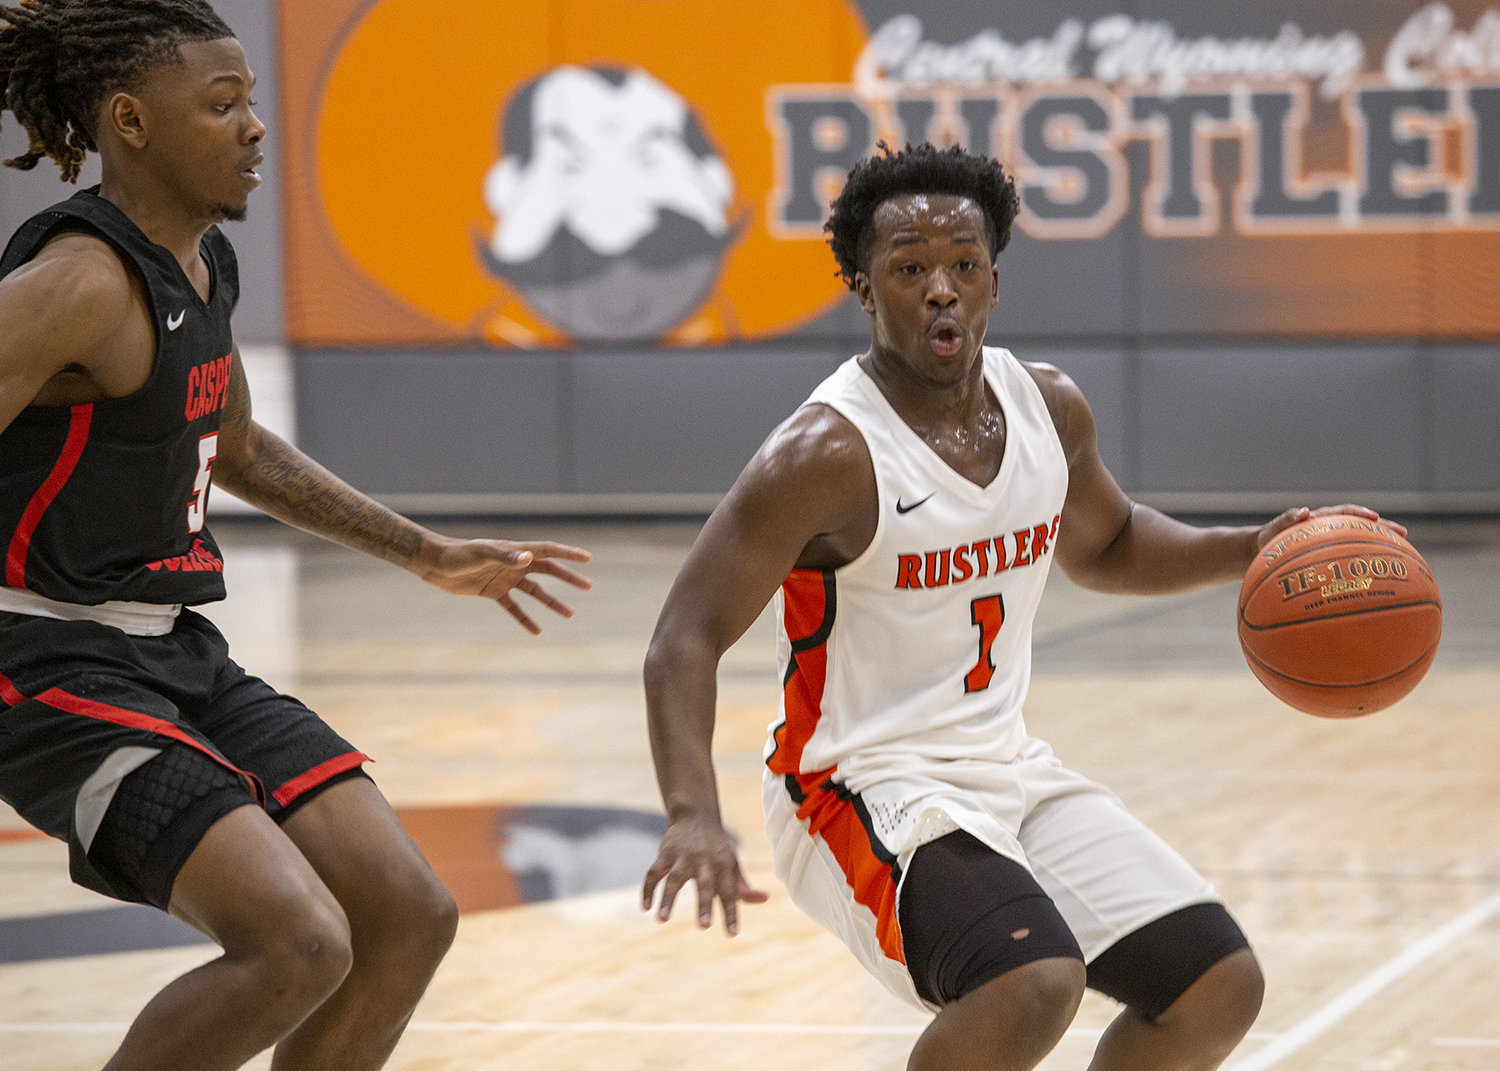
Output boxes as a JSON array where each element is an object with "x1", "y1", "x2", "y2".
[
  {"x1": 168, "y1": 801, "x2": 350, "y2": 963},
  {"x1": 1017, "y1": 780, "x2": 1248, "y2": 1012},
  {"x1": 276, "y1": 774, "x2": 455, "y2": 938},
  {"x1": 899, "y1": 829, "x2": 1084, "y2": 1008}
]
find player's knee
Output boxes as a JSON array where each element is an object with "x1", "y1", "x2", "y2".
[
  {"x1": 965, "y1": 956, "x2": 1085, "y2": 1056},
  {"x1": 359, "y1": 863, "x2": 459, "y2": 966},
  {"x1": 1009, "y1": 956, "x2": 1087, "y2": 1033},
  {"x1": 244, "y1": 894, "x2": 354, "y2": 1007},
  {"x1": 1181, "y1": 948, "x2": 1264, "y2": 1037}
]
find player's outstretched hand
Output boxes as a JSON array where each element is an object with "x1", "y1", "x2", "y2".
[
  {"x1": 1255, "y1": 504, "x2": 1408, "y2": 550},
  {"x1": 417, "y1": 536, "x2": 592, "y2": 633},
  {"x1": 643, "y1": 817, "x2": 768, "y2": 937}
]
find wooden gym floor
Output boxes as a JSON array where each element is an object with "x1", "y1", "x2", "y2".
[{"x1": 1, "y1": 515, "x2": 1497, "y2": 1071}]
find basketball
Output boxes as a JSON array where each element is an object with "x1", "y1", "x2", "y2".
[{"x1": 1237, "y1": 516, "x2": 1442, "y2": 718}]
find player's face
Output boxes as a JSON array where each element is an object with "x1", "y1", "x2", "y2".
[
  {"x1": 855, "y1": 195, "x2": 998, "y2": 388},
  {"x1": 135, "y1": 38, "x2": 265, "y2": 222}
]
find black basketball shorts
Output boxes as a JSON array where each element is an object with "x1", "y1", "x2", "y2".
[{"x1": 0, "y1": 608, "x2": 368, "y2": 908}]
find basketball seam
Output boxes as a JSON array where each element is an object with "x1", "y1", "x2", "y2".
[
  {"x1": 1241, "y1": 638, "x2": 1441, "y2": 690},
  {"x1": 1238, "y1": 598, "x2": 1443, "y2": 632}
]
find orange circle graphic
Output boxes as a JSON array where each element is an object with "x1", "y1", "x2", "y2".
[{"x1": 316, "y1": 0, "x2": 869, "y2": 346}]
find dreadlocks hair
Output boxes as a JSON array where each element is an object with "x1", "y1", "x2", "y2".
[
  {"x1": 825, "y1": 142, "x2": 1020, "y2": 290},
  {"x1": 0, "y1": 0, "x2": 234, "y2": 182}
]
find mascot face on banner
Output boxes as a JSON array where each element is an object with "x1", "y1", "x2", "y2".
[{"x1": 478, "y1": 66, "x2": 739, "y2": 341}]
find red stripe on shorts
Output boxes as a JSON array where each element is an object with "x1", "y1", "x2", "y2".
[
  {"x1": 272, "y1": 751, "x2": 370, "y2": 807},
  {"x1": 6, "y1": 404, "x2": 92, "y2": 589},
  {"x1": 794, "y1": 776, "x2": 906, "y2": 965},
  {"x1": 0, "y1": 668, "x2": 266, "y2": 805}
]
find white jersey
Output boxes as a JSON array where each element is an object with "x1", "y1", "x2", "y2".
[{"x1": 765, "y1": 347, "x2": 1068, "y2": 782}]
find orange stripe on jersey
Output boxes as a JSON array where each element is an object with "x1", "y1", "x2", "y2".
[
  {"x1": 793, "y1": 775, "x2": 905, "y2": 965},
  {"x1": 767, "y1": 568, "x2": 834, "y2": 778}
]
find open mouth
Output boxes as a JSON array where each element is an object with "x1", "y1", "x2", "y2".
[
  {"x1": 241, "y1": 155, "x2": 264, "y2": 187},
  {"x1": 929, "y1": 322, "x2": 962, "y2": 357}
]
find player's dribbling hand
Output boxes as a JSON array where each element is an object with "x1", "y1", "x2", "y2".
[
  {"x1": 416, "y1": 536, "x2": 592, "y2": 633},
  {"x1": 643, "y1": 817, "x2": 768, "y2": 937},
  {"x1": 1255, "y1": 504, "x2": 1408, "y2": 549}
]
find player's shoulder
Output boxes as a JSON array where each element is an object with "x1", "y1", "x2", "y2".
[
  {"x1": 4, "y1": 230, "x2": 136, "y2": 317},
  {"x1": 1017, "y1": 357, "x2": 1093, "y2": 459},
  {"x1": 0, "y1": 231, "x2": 140, "y2": 363},
  {"x1": 759, "y1": 401, "x2": 872, "y2": 486}
]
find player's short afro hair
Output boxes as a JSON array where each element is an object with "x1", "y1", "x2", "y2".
[{"x1": 825, "y1": 142, "x2": 1019, "y2": 289}]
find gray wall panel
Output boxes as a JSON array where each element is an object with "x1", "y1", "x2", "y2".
[
  {"x1": 1139, "y1": 344, "x2": 1422, "y2": 492},
  {"x1": 1432, "y1": 345, "x2": 1500, "y2": 492},
  {"x1": 296, "y1": 350, "x2": 565, "y2": 493},
  {"x1": 572, "y1": 347, "x2": 849, "y2": 493}
]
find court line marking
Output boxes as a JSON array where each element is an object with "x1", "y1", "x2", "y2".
[
  {"x1": 0, "y1": 1022, "x2": 1285, "y2": 1039},
  {"x1": 1224, "y1": 889, "x2": 1500, "y2": 1071}
]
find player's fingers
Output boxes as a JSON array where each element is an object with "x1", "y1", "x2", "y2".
[
  {"x1": 720, "y1": 876, "x2": 740, "y2": 937},
  {"x1": 528, "y1": 559, "x2": 594, "y2": 590},
  {"x1": 657, "y1": 868, "x2": 689, "y2": 922},
  {"x1": 495, "y1": 548, "x2": 533, "y2": 568},
  {"x1": 514, "y1": 578, "x2": 575, "y2": 618},
  {"x1": 497, "y1": 594, "x2": 541, "y2": 635},
  {"x1": 642, "y1": 854, "x2": 672, "y2": 910},
  {"x1": 737, "y1": 879, "x2": 770, "y2": 904},
  {"x1": 696, "y1": 864, "x2": 716, "y2": 929},
  {"x1": 518, "y1": 541, "x2": 593, "y2": 563}
]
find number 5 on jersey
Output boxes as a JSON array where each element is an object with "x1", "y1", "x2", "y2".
[
  {"x1": 187, "y1": 432, "x2": 218, "y2": 533},
  {"x1": 965, "y1": 593, "x2": 1005, "y2": 693}
]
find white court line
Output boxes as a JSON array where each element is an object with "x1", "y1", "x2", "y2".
[
  {"x1": 1225, "y1": 889, "x2": 1500, "y2": 1071},
  {"x1": 1434, "y1": 1037, "x2": 1500, "y2": 1048},
  {"x1": 0, "y1": 1021, "x2": 1283, "y2": 1039}
]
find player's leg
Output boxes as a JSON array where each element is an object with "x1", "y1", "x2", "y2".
[
  {"x1": 103, "y1": 796, "x2": 355, "y2": 1071},
  {"x1": 1017, "y1": 772, "x2": 1263, "y2": 1071},
  {"x1": 267, "y1": 775, "x2": 458, "y2": 1071},
  {"x1": 186, "y1": 631, "x2": 457, "y2": 1071},
  {"x1": 900, "y1": 830, "x2": 1087, "y2": 1071},
  {"x1": 1083, "y1": 907, "x2": 1263, "y2": 1071}
]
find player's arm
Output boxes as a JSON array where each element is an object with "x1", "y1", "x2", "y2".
[
  {"x1": 641, "y1": 404, "x2": 874, "y2": 935},
  {"x1": 1027, "y1": 363, "x2": 1397, "y2": 595},
  {"x1": 211, "y1": 348, "x2": 590, "y2": 631},
  {"x1": 0, "y1": 237, "x2": 137, "y2": 433}
]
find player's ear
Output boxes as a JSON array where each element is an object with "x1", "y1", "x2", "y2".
[
  {"x1": 990, "y1": 263, "x2": 999, "y2": 308},
  {"x1": 854, "y1": 271, "x2": 876, "y2": 314},
  {"x1": 105, "y1": 92, "x2": 149, "y2": 149}
]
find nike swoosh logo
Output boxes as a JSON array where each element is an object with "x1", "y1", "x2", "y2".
[
  {"x1": 895, "y1": 493, "x2": 935, "y2": 515},
  {"x1": 167, "y1": 310, "x2": 186, "y2": 331}
]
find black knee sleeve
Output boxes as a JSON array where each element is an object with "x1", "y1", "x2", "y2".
[
  {"x1": 899, "y1": 829, "x2": 1083, "y2": 1006},
  {"x1": 1086, "y1": 902, "x2": 1251, "y2": 1020},
  {"x1": 89, "y1": 745, "x2": 258, "y2": 909}
]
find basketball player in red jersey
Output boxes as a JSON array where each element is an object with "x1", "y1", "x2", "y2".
[
  {"x1": 0, "y1": 3, "x2": 589, "y2": 1069},
  {"x1": 642, "y1": 143, "x2": 1399, "y2": 1071}
]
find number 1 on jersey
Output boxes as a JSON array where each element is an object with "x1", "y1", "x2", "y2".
[
  {"x1": 964, "y1": 593, "x2": 1005, "y2": 693},
  {"x1": 187, "y1": 432, "x2": 218, "y2": 533}
]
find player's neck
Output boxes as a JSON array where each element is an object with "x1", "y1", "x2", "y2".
[
  {"x1": 861, "y1": 344, "x2": 989, "y2": 431},
  {"x1": 98, "y1": 172, "x2": 214, "y2": 275}
]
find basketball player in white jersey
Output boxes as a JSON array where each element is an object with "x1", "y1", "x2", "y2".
[{"x1": 641, "y1": 143, "x2": 1398, "y2": 1071}]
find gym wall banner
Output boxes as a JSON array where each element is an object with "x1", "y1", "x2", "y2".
[{"x1": 278, "y1": 1, "x2": 1500, "y2": 346}]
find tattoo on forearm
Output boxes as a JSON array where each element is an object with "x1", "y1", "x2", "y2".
[{"x1": 220, "y1": 428, "x2": 425, "y2": 566}]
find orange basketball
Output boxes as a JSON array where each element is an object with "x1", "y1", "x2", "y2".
[{"x1": 1237, "y1": 516, "x2": 1442, "y2": 717}]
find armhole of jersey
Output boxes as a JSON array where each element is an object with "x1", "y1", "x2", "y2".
[
  {"x1": 994, "y1": 348, "x2": 1068, "y2": 462},
  {"x1": 803, "y1": 396, "x2": 888, "y2": 577}
]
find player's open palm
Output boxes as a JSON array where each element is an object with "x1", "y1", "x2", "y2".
[
  {"x1": 643, "y1": 817, "x2": 768, "y2": 936},
  {"x1": 419, "y1": 536, "x2": 592, "y2": 633}
]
